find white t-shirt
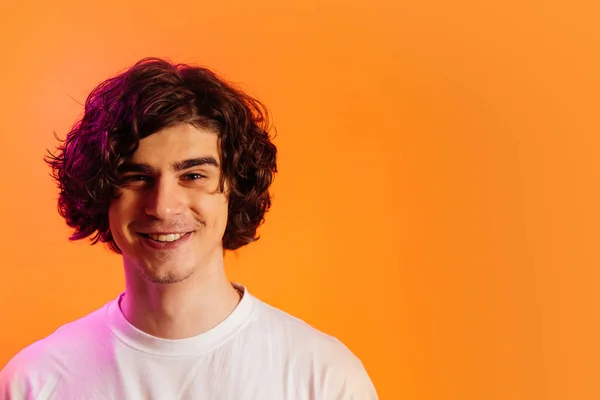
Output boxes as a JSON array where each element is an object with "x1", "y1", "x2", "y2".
[{"x1": 0, "y1": 286, "x2": 378, "y2": 399}]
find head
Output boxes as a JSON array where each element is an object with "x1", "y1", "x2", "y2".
[{"x1": 46, "y1": 57, "x2": 277, "y2": 283}]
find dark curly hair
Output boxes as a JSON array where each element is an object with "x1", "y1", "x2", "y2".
[{"x1": 45, "y1": 57, "x2": 277, "y2": 253}]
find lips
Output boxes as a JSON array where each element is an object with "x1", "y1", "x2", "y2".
[
  {"x1": 138, "y1": 232, "x2": 189, "y2": 242},
  {"x1": 137, "y1": 231, "x2": 194, "y2": 250}
]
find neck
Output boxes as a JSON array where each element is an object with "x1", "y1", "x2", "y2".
[{"x1": 120, "y1": 256, "x2": 241, "y2": 340}]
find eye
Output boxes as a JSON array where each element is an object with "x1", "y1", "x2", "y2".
[
  {"x1": 122, "y1": 175, "x2": 149, "y2": 182},
  {"x1": 119, "y1": 175, "x2": 151, "y2": 187},
  {"x1": 183, "y1": 173, "x2": 206, "y2": 180}
]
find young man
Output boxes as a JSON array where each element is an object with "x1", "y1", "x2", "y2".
[{"x1": 0, "y1": 58, "x2": 378, "y2": 399}]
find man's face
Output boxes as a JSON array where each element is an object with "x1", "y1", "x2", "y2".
[{"x1": 108, "y1": 123, "x2": 228, "y2": 284}]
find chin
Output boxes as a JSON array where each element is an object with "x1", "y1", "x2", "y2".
[
  {"x1": 142, "y1": 267, "x2": 195, "y2": 284},
  {"x1": 136, "y1": 257, "x2": 196, "y2": 284}
]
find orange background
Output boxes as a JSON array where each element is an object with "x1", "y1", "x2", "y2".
[{"x1": 1, "y1": 1, "x2": 599, "y2": 399}]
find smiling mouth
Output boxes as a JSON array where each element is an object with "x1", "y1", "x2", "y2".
[{"x1": 138, "y1": 232, "x2": 192, "y2": 242}]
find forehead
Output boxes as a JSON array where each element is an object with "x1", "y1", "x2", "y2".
[{"x1": 130, "y1": 123, "x2": 220, "y2": 164}]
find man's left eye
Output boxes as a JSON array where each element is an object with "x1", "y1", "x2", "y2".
[{"x1": 184, "y1": 173, "x2": 206, "y2": 180}]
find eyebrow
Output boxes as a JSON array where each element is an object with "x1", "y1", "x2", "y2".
[{"x1": 119, "y1": 157, "x2": 219, "y2": 174}]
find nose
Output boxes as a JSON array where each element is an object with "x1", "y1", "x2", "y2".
[{"x1": 144, "y1": 177, "x2": 185, "y2": 219}]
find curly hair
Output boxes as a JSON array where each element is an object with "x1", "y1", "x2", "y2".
[{"x1": 45, "y1": 57, "x2": 277, "y2": 253}]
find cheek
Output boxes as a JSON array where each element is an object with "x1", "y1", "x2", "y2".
[
  {"x1": 108, "y1": 195, "x2": 136, "y2": 233},
  {"x1": 194, "y1": 194, "x2": 229, "y2": 227},
  {"x1": 107, "y1": 205, "x2": 123, "y2": 243}
]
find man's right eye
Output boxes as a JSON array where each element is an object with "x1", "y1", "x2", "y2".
[
  {"x1": 124, "y1": 175, "x2": 147, "y2": 181},
  {"x1": 120, "y1": 175, "x2": 150, "y2": 185}
]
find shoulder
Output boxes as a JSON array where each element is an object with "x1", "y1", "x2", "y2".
[
  {"x1": 249, "y1": 296, "x2": 379, "y2": 399},
  {"x1": 254, "y1": 299, "x2": 355, "y2": 361},
  {"x1": 0, "y1": 304, "x2": 110, "y2": 398},
  {"x1": 0, "y1": 336, "x2": 61, "y2": 399}
]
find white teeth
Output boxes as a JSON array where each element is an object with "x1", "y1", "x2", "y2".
[{"x1": 149, "y1": 233, "x2": 183, "y2": 242}]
